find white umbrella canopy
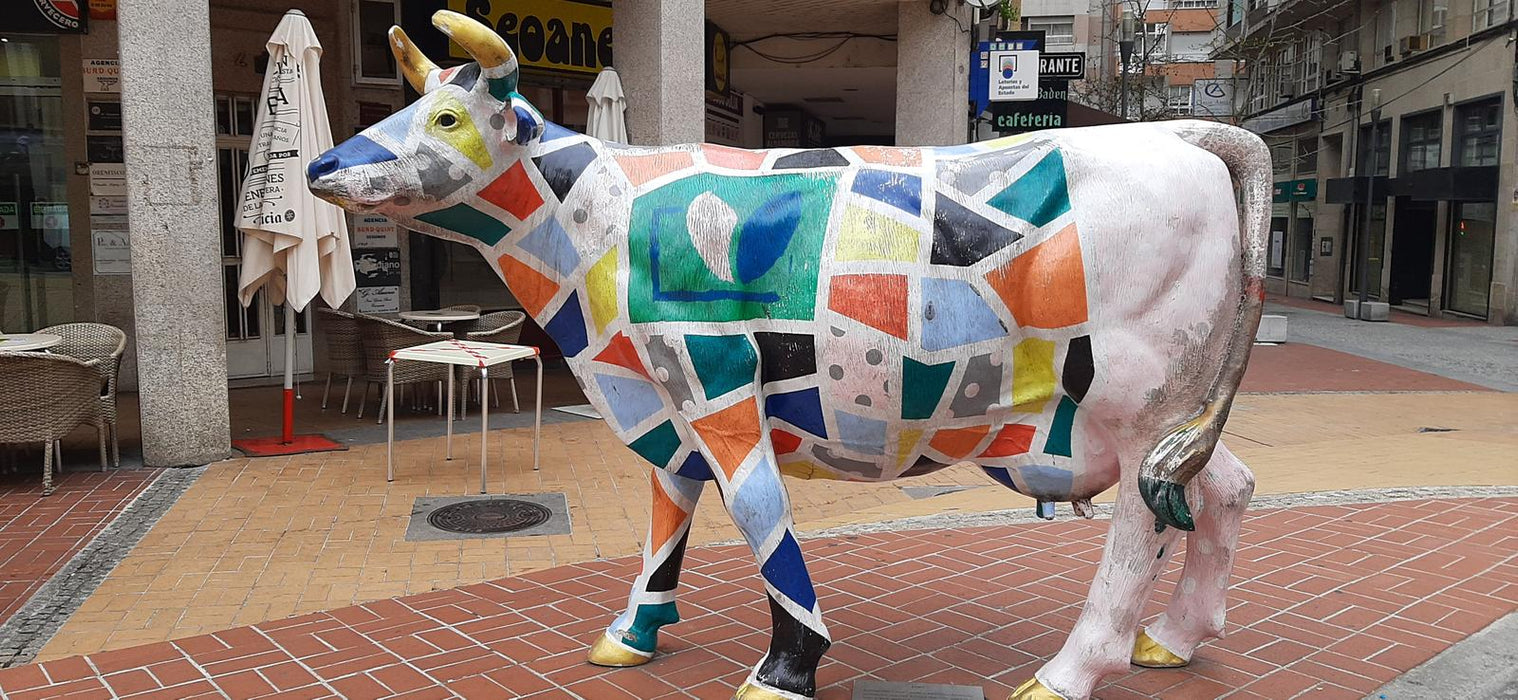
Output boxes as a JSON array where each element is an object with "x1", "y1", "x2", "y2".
[
  {"x1": 236, "y1": 9, "x2": 354, "y2": 313},
  {"x1": 586, "y1": 66, "x2": 628, "y2": 143}
]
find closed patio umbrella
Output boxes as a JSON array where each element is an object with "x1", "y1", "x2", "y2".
[
  {"x1": 233, "y1": 8, "x2": 354, "y2": 455},
  {"x1": 586, "y1": 66, "x2": 628, "y2": 143}
]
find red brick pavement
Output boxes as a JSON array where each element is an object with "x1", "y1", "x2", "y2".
[
  {"x1": 1, "y1": 497, "x2": 1513, "y2": 700},
  {"x1": 0, "y1": 468, "x2": 161, "y2": 625},
  {"x1": 1239, "y1": 343, "x2": 1492, "y2": 393}
]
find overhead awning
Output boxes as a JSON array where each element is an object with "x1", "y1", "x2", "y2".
[
  {"x1": 1388, "y1": 166, "x2": 1500, "y2": 202},
  {"x1": 1325, "y1": 176, "x2": 1391, "y2": 203}
]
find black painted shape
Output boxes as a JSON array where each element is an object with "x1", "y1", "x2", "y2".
[
  {"x1": 647, "y1": 530, "x2": 691, "y2": 593},
  {"x1": 755, "y1": 594, "x2": 830, "y2": 697},
  {"x1": 755, "y1": 332, "x2": 817, "y2": 385},
  {"x1": 930, "y1": 194, "x2": 1023, "y2": 266},
  {"x1": 445, "y1": 62, "x2": 481, "y2": 91},
  {"x1": 1063, "y1": 335, "x2": 1094, "y2": 403},
  {"x1": 531, "y1": 142, "x2": 598, "y2": 202},
  {"x1": 900, "y1": 456, "x2": 951, "y2": 478},
  {"x1": 773, "y1": 149, "x2": 849, "y2": 169}
]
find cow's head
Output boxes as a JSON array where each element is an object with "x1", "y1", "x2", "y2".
[{"x1": 306, "y1": 10, "x2": 545, "y2": 232}]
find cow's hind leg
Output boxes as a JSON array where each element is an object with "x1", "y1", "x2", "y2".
[
  {"x1": 589, "y1": 468, "x2": 706, "y2": 666},
  {"x1": 1133, "y1": 441, "x2": 1255, "y2": 667},
  {"x1": 1012, "y1": 441, "x2": 1185, "y2": 700}
]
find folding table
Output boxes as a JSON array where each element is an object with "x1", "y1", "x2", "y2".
[{"x1": 386, "y1": 339, "x2": 542, "y2": 493}]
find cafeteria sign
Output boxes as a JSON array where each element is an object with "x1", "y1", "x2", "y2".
[{"x1": 450, "y1": 0, "x2": 613, "y2": 77}]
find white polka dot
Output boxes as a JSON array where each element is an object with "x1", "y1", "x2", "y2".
[
  {"x1": 964, "y1": 383, "x2": 979, "y2": 398},
  {"x1": 1182, "y1": 578, "x2": 1197, "y2": 595}
]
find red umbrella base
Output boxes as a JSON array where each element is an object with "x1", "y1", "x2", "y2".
[{"x1": 232, "y1": 434, "x2": 348, "y2": 457}]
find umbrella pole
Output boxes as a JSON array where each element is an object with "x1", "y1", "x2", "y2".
[{"x1": 282, "y1": 303, "x2": 296, "y2": 445}]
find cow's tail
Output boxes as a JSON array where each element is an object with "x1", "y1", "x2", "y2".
[{"x1": 1137, "y1": 120, "x2": 1271, "y2": 532}]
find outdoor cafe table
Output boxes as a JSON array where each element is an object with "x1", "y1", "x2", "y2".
[
  {"x1": 398, "y1": 309, "x2": 480, "y2": 332},
  {"x1": 386, "y1": 340, "x2": 542, "y2": 493},
  {"x1": 0, "y1": 333, "x2": 62, "y2": 352}
]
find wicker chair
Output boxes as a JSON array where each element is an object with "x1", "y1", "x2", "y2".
[
  {"x1": 0, "y1": 353, "x2": 109, "y2": 494},
  {"x1": 459, "y1": 310, "x2": 527, "y2": 415},
  {"x1": 37, "y1": 322, "x2": 126, "y2": 467},
  {"x1": 315, "y1": 308, "x2": 365, "y2": 413},
  {"x1": 353, "y1": 314, "x2": 453, "y2": 423}
]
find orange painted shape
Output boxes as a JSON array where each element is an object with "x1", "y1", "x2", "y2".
[
  {"x1": 853, "y1": 146, "x2": 921, "y2": 167},
  {"x1": 478, "y1": 161, "x2": 544, "y2": 221},
  {"x1": 616, "y1": 151, "x2": 697, "y2": 188},
  {"x1": 690, "y1": 397, "x2": 762, "y2": 479},
  {"x1": 929, "y1": 425, "x2": 991, "y2": 459},
  {"x1": 985, "y1": 223, "x2": 1088, "y2": 329},
  {"x1": 828, "y1": 274, "x2": 909, "y2": 339},
  {"x1": 701, "y1": 144, "x2": 767, "y2": 170},
  {"x1": 770, "y1": 429, "x2": 803, "y2": 455},
  {"x1": 649, "y1": 472, "x2": 689, "y2": 552},
  {"x1": 496, "y1": 254, "x2": 559, "y2": 317},
  {"x1": 979, "y1": 423, "x2": 1038, "y2": 458},
  {"x1": 592, "y1": 332, "x2": 652, "y2": 381}
]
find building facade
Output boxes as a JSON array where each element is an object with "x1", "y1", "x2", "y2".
[
  {"x1": 2, "y1": 0, "x2": 970, "y2": 465},
  {"x1": 1225, "y1": 0, "x2": 1515, "y2": 323}
]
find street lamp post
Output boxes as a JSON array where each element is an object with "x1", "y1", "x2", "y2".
[
  {"x1": 1355, "y1": 88, "x2": 1382, "y2": 319},
  {"x1": 1118, "y1": 16, "x2": 1138, "y2": 120}
]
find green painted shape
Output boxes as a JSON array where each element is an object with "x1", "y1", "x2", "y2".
[
  {"x1": 415, "y1": 203, "x2": 512, "y2": 246},
  {"x1": 628, "y1": 173, "x2": 837, "y2": 323},
  {"x1": 901, "y1": 356, "x2": 955, "y2": 420},
  {"x1": 622, "y1": 600, "x2": 680, "y2": 653},
  {"x1": 685, "y1": 334, "x2": 758, "y2": 400},
  {"x1": 986, "y1": 149, "x2": 1071, "y2": 228},
  {"x1": 1045, "y1": 395, "x2": 1078, "y2": 457},
  {"x1": 628, "y1": 420, "x2": 682, "y2": 469}
]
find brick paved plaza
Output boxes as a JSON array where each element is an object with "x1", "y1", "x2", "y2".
[{"x1": 0, "y1": 302, "x2": 1514, "y2": 699}]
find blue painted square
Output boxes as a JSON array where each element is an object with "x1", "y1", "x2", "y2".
[
  {"x1": 733, "y1": 457, "x2": 786, "y2": 552},
  {"x1": 760, "y1": 531, "x2": 816, "y2": 611},
  {"x1": 851, "y1": 170, "x2": 922, "y2": 216}
]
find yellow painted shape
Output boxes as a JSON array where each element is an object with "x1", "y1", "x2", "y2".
[
  {"x1": 425, "y1": 92, "x2": 492, "y2": 171},
  {"x1": 586, "y1": 249, "x2": 619, "y2": 334},
  {"x1": 835, "y1": 205, "x2": 920, "y2": 262},
  {"x1": 896, "y1": 428, "x2": 923, "y2": 468},
  {"x1": 979, "y1": 133, "x2": 1035, "y2": 150},
  {"x1": 1012, "y1": 337, "x2": 1057, "y2": 414},
  {"x1": 779, "y1": 459, "x2": 840, "y2": 481}
]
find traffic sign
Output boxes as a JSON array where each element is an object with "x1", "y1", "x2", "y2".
[{"x1": 1039, "y1": 53, "x2": 1085, "y2": 80}]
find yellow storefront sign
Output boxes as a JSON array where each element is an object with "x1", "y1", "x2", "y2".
[{"x1": 449, "y1": 0, "x2": 613, "y2": 77}]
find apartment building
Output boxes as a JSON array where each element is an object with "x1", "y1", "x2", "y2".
[{"x1": 1223, "y1": 0, "x2": 1514, "y2": 323}]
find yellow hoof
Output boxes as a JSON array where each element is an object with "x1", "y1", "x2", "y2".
[
  {"x1": 1131, "y1": 630, "x2": 1189, "y2": 668},
  {"x1": 733, "y1": 681, "x2": 798, "y2": 700},
  {"x1": 587, "y1": 633, "x2": 653, "y2": 667},
  {"x1": 1009, "y1": 677, "x2": 1067, "y2": 700}
]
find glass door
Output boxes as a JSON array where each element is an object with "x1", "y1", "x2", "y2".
[
  {"x1": 1445, "y1": 202, "x2": 1494, "y2": 318},
  {"x1": 0, "y1": 34, "x2": 71, "y2": 332},
  {"x1": 216, "y1": 94, "x2": 312, "y2": 379}
]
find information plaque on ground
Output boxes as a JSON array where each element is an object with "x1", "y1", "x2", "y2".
[{"x1": 852, "y1": 680, "x2": 985, "y2": 700}]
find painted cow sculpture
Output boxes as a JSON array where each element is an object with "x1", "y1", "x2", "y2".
[{"x1": 308, "y1": 11, "x2": 1271, "y2": 700}]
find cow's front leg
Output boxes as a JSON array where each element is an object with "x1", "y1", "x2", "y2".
[
  {"x1": 1133, "y1": 442, "x2": 1255, "y2": 667},
  {"x1": 589, "y1": 468, "x2": 705, "y2": 666},
  {"x1": 1012, "y1": 469, "x2": 1184, "y2": 700},
  {"x1": 715, "y1": 448, "x2": 830, "y2": 699}
]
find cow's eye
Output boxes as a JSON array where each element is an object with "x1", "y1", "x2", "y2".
[{"x1": 437, "y1": 112, "x2": 459, "y2": 128}]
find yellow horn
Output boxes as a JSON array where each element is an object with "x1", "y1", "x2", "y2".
[
  {"x1": 389, "y1": 26, "x2": 438, "y2": 93},
  {"x1": 432, "y1": 10, "x2": 515, "y2": 71}
]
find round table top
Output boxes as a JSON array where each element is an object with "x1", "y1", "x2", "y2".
[
  {"x1": 0, "y1": 333, "x2": 62, "y2": 352},
  {"x1": 399, "y1": 309, "x2": 481, "y2": 323}
]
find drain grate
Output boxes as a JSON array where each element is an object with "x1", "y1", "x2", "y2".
[{"x1": 428, "y1": 498, "x2": 553, "y2": 534}]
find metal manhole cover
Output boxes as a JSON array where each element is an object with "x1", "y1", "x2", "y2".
[{"x1": 428, "y1": 499, "x2": 553, "y2": 534}]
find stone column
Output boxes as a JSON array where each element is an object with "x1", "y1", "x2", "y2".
[
  {"x1": 118, "y1": 0, "x2": 231, "y2": 466},
  {"x1": 895, "y1": 0, "x2": 971, "y2": 146},
  {"x1": 612, "y1": 0, "x2": 705, "y2": 145}
]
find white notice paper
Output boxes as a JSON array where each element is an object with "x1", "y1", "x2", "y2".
[{"x1": 92, "y1": 215, "x2": 131, "y2": 275}]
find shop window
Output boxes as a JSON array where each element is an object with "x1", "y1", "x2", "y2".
[
  {"x1": 1446, "y1": 202, "x2": 1494, "y2": 317},
  {"x1": 1357, "y1": 121, "x2": 1390, "y2": 176},
  {"x1": 1349, "y1": 204, "x2": 1388, "y2": 300},
  {"x1": 1400, "y1": 110, "x2": 1442, "y2": 172},
  {"x1": 1473, "y1": 0, "x2": 1508, "y2": 30},
  {"x1": 354, "y1": 0, "x2": 400, "y2": 85},
  {"x1": 1295, "y1": 137, "x2": 1317, "y2": 174},
  {"x1": 0, "y1": 34, "x2": 72, "y2": 332},
  {"x1": 1268, "y1": 218, "x2": 1287, "y2": 278},
  {"x1": 1454, "y1": 98, "x2": 1500, "y2": 166},
  {"x1": 1291, "y1": 211, "x2": 1314, "y2": 282},
  {"x1": 1024, "y1": 16, "x2": 1075, "y2": 46}
]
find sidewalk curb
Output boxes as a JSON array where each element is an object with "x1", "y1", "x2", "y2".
[{"x1": 1366, "y1": 612, "x2": 1518, "y2": 700}]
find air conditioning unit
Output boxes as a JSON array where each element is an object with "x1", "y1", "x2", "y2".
[
  {"x1": 1338, "y1": 51, "x2": 1360, "y2": 73},
  {"x1": 1399, "y1": 34, "x2": 1429, "y2": 55}
]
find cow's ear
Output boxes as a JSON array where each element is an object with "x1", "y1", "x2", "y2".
[{"x1": 500, "y1": 93, "x2": 545, "y2": 146}]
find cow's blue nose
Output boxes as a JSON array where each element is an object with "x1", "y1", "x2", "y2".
[{"x1": 307, "y1": 152, "x2": 340, "y2": 181}]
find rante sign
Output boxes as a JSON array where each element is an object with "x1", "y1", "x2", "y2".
[{"x1": 452, "y1": 0, "x2": 612, "y2": 77}]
